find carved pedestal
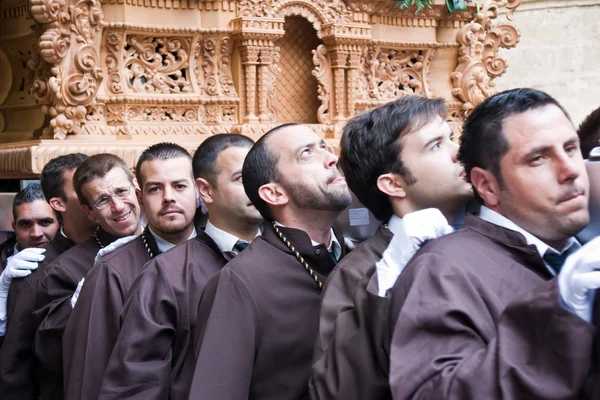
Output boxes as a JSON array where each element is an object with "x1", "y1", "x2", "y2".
[{"x1": 0, "y1": 0, "x2": 521, "y2": 177}]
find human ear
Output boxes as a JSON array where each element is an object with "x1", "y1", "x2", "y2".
[
  {"x1": 196, "y1": 178, "x2": 214, "y2": 205},
  {"x1": 376, "y1": 173, "x2": 407, "y2": 200},
  {"x1": 258, "y1": 183, "x2": 288, "y2": 207},
  {"x1": 470, "y1": 167, "x2": 500, "y2": 207}
]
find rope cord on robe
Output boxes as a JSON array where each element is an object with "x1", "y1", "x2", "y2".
[
  {"x1": 271, "y1": 222, "x2": 323, "y2": 290},
  {"x1": 93, "y1": 228, "x2": 105, "y2": 249},
  {"x1": 141, "y1": 227, "x2": 156, "y2": 259}
]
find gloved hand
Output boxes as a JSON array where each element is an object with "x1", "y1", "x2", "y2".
[
  {"x1": 558, "y1": 236, "x2": 600, "y2": 323},
  {"x1": 0, "y1": 248, "x2": 46, "y2": 292},
  {"x1": 376, "y1": 208, "x2": 453, "y2": 296},
  {"x1": 94, "y1": 235, "x2": 137, "y2": 264},
  {"x1": 71, "y1": 277, "x2": 85, "y2": 309}
]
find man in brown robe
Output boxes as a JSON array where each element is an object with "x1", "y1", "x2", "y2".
[
  {"x1": 310, "y1": 96, "x2": 474, "y2": 400},
  {"x1": 99, "y1": 134, "x2": 262, "y2": 400},
  {"x1": 188, "y1": 123, "x2": 353, "y2": 400},
  {"x1": 34, "y1": 154, "x2": 142, "y2": 400},
  {"x1": 388, "y1": 88, "x2": 599, "y2": 399},
  {"x1": 62, "y1": 143, "x2": 198, "y2": 400},
  {"x1": 0, "y1": 154, "x2": 94, "y2": 400}
]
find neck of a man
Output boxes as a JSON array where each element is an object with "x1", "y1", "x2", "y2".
[
  {"x1": 393, "y1": 201, "x2": 462, "y2": 225},
  {"x1": 62, "y1": 218, "x2": 96, "y2": 244},
  {"x1": 207, "y1": 212, "x2": 259, "y2": 243},
  {"x1": 149, "y1": 223, "x2": 194, "y2": 246},
  {"x1": 275, "y1": 208, "x2": 337, "y2": 245}
]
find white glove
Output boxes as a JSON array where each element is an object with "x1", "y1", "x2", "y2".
[
  {"x1": 558, "y1": 236, "x2": 600, "y2": 323},
  {"x1": 0, "y1": 248, "x2": 46, "y2": 292},
  {"x1": 94, "y1": 235, "x2": 137, "y2": 264},
  {"x1": 71, "y1": 277, "x2": 85, "y2": 308},
  {"x1": 376, "y1": 208, "x2": 453, "y2": 296}
]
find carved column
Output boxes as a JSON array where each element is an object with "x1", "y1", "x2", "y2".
[
  {"x1": 257, "y1": 44, "x2": 281, "y2": 122},
  {"x1": 329, "y1": 48, "x2": 349, "y2": 122},
  {"x1": 240, "y1": 44, "x2": 260, "y2": 123},
  {"x1": 346, "y1": 48, "x2": 362, "y2": 118}
]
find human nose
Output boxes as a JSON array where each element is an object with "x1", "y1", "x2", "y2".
[
  {"x1": 323, "y1": 147, "x2": 339, "y2": 169},
  {"x1": 30, "y1": 224, "x2": 43, "y2": 238},
  {"x1": 109, "y1": 195, "x2": 126, "y2": 212},
  {"x1": 162, "y1": 186, "x2": 175, "y2": 203},
  {"x1": 450, "y1": 140, "x2": 460, "y2": 163},
  {"x1": 556, "y1": 150, "x2": 582, "y2": 183}
]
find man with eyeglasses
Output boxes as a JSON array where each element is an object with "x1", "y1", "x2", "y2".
[
  {"x1": 34, "y1": 154, "x2": 142, "y2": 400},
  {"x1": 61, "y1": 143, "x2": 198, "y2": 400}
]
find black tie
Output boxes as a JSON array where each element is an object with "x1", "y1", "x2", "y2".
[
  {"x1": 543, "y1": 244, "x2": 579, "y2": 274},
  {"x1": 233, "y1": 240, "x2": 249, "y2": 254}
]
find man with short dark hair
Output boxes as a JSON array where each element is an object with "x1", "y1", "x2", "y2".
[
  {"x1": 62, "y1": 143, "x2": 198, "y2": 400},
  {"x1": 388, "y1": 88, "x2": 600, "y2": 399},
  {"x1": 0, "y1": 155, "x2": 91, "y2": 400},
  {"x1": 99, "y1": 134, "x2": 260, "y2": 400},
  {"x1": 578, "y1": 106, "x2": 600, "y2": 159},
  {"x1": 310, "y1": 96, "x2": 473, "y2": 400},
  {"x1": 188, "y1": 124, "x2": 352, "y2": 400},
  {"x1": 34, "y1": 154, "x2": 142, "y2": 400}
]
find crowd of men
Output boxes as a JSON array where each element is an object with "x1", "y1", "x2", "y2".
[{"x1": 0, "y1": 87, "x2": 599, "y2": 400}]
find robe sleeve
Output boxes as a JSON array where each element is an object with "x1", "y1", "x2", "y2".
[
  {"x1": 63, "y1": 262, "x2": 127, "y2": 400},
  {"x1": 33, "y1": 260, "x2": 79, "y2": 375},
  {"x1": 0, "y1": 276, "x2": 38, "y2": 400},
  {"x1": 98, "y1": 259, "x2": 177, "y2": 400},
  {"x1": 309, "y1": 268, "x2": 391, "y2": 400},
  {"x1": 187, "y1": 268, "x2": 259, "y2": 400},
  {"x1": 389, "y1": 252, "x2": 596, "y2": 400}
]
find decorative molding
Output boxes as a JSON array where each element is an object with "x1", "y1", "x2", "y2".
[
  {"x1": 237, "y1": 0, "x2": 354, "y2": 25},
  {"x1": 451, "y1": 0, "x2": 521, "y2": 112},
  {"x1": 312, "y1": 44, "x2": 331, "y2": 124}
]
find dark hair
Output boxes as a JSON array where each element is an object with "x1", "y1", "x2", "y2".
[
  {"x1": 40, "y1": 153, "x2": 88, "y2": 202},
  {"x1": 578, "y1": 106, "x2": 600, "y2": 158},
  {"x1": 193, "y1": 134, "x2": 255, "y2": 186},
  {"x1": 242, "y1": 124, "x2": 298, "y2": 221},
  {"x1": 73, "y1": 154, "x2": 134, "y2": 207},
  {"x1": 135, "y1": 143, "x2": 192, "y2": 188},
  {"x1": 459, "y1": 88, "x2": 571, "y2": 203},
  {"x1": 13, "y1": 183, "x2": 46, "y2": 219},
  {"x1": 340, "y1": 97, "x2": 447, "y2": 221}
]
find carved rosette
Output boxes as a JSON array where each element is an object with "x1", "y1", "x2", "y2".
[
  {"x1": 29, "y1": 0, "x2": 104, "y2": 139},
  {"x1": 311, "y1": 44, "x2": 331, "y2": 124},
  {"x1": 451, "y1": 0, "x2": 520, "y2": 112}
]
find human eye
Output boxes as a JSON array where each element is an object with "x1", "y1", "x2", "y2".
[
  {"x1": 18, "y1": 221, "x2": 31, "y2": 228},
  {"x1": 95, "y1": 196, "x2": 110, "y2": 208},
  {"x1": 565, "y1": 143, "x2": 580, "y2": 155},
  {"x1": 116, "y1": 187, "x2": 130, "y2": 197},
  {"x1": 527, "y1": 154, "x2": 544, "y2": 166},
  {"x1": 430, "y1": 141, "x2": 441, "y2": 151},
  {"x1": 175, "y1": 184, "x2": 187, "y2": 190},
  {"x1": 147, "y1": 186, "x2": 160, "y2": 194}
]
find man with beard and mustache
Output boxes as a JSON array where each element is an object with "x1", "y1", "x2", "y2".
[
  {"x1": 187, "y1": 123, "x2": 352, "y2": 400},
  {"x1": 62, "y1": 143, "x2": 198, "y2": 400},
  {"x1": 0, "y1": 154, "x2": 95, "y2": 400},
  {"x1": 99, "y1": 134, "x2": 262, "y2": 400},
  {"x1": 309, "y1": 96, "x2": 474, "y2": 400},
  {"x1": 34, "y1": 154, "x2": 142, "y2": 400},
  {"x1": 388, "y1": 88, "x2": 600, "y2": 399}
]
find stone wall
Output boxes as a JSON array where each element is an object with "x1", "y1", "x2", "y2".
[{"x1": 496, "y1": 0, "x2": 600, "y2": 124}]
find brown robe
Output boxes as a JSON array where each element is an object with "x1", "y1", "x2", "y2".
[
  {"x1": 188, "y1": 224, "x2": 346, "y2": 400},
  {"x1": 0, "y1": 233, "x2": 75, "y2": 400},
  {"x1": 309, "y1": 225, "x2": 393, "y2": 400},
  {"x1": 62, "y1": 230, "x2": 160, "y2": 400},
  {"x1": 389, "y1": 214, "x2": 596, "y2": 399},
  {"x1": 34, "y1": 228, "x2": 118, "y2": 400},
  {"x1": 98, "y1": 231, "x2": 227, "y2": 400}
]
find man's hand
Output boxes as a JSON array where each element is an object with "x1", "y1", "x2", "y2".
[
  {"x1": 0, "y1": 248, "x2": 46, "y2": 292},
  {"x1": 376, "y1": 208, "x2": 453, "y2": 296},
  {"x1": 558, "y1": 236, "x2": 600, "y2": 322},
  {"x1": 94, "y1": 235, "x2": 137, "y2": 264}
]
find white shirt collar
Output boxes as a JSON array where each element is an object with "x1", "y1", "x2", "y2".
[
  {"x1": 273, "y1": 221, "x2": 342, "y2": 261},
  {"x1": 387, "y1": 214, "x2": 403, "y2": 236},
  {"x1": 148, "y1": 226, "x2": 197, "y2": 254},
  {"x1": 479, "y1": 206, "x2": 579, "y2": 275},
  {"x1": 204, "y1": 220, "x2": 260, "y2": 253},
  {"x1": 60, "y1": 227, "x2": 69, "y2": 239}
]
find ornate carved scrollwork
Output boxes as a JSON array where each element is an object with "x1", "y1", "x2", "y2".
[
  {"x1": 124, "y1": 36, "x2": 191, "y2": 94},
  {"x1": 237, "y1": 0, "x2": 354, "y2": 26},
  {"x1": 30, "y1": 0, "x2": 104, "y2": 139},
  {"x1": 451, "y1": 0, "x2": 520, "y2": 112},
  {"x1": 105, "y1": 31, "x2": 124, "y2": 94},
  {"x1": 312, "y1": 44, "x2": 331, "y2": 124}
]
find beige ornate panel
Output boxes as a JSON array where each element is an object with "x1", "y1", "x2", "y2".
[{"x1": 0, "y1": 0, "x2": 521, "y2": 176}]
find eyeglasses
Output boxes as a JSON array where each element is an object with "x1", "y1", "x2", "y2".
[{"x1": 93, "y1": 186, "x2": 133, "y2": 210}]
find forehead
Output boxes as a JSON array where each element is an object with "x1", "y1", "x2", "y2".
[
  {"x1": 268, "y1": 126, "x2": 321, "y2": 153},
  {"x1": 14, "y1": 200, "x2": 55, "y2": 221},
  {"x1": 402, "y1": 115, "x2": 448, "y2": 146},
  {"x1": 215, "y1": 146, "x2": 250, "y2": 175},
  {"x1": 84, "y1": 167, "x2": 131, "y2": 195},
  {"x1": 140, "y1": 156, "x2": 193, "y2": 184},
  {"x1": 502, "y1": 105, "x2": 576, "y2": 154}
]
